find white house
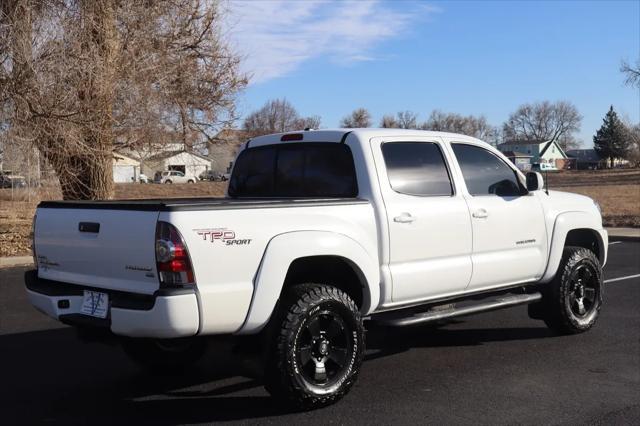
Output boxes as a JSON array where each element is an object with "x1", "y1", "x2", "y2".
[
  {"x1": 143, "y1": 150, "x2": 211, "y2": 179},
  {"x1": 112, "y1": 152, "x2": 141, "y2": 183},
  {"x1": 208, "y1": 129, "x2": 248, "y2": 174},
  {"x1": 502, "y1": 151, "x2": 534, "y2": 171},
  {"x1": 498, "y1": 140, "x2": 569, "y2": 170}
]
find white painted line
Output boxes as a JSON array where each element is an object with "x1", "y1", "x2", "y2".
[
  {"x1": 608, "y1": 241, "x2": 622, "y2": 245},
  {"x1": 605, "y1": 274, "x2": 640, "y2": 284}
]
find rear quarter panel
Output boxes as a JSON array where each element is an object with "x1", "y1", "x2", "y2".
[{"x1": 162, "y1": 202, "x2": 378, "y2": 334}]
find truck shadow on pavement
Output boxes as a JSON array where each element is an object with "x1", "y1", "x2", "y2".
[
  {"x1": 364, "y1": 322, "x2": 555, "y2": 362},
  {"x1": 0, "y1": 322, "x2": 555, "y2": 424}
]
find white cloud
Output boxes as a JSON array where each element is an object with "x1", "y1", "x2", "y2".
[{"x1": 225, "y1": 0, "x2": 439, "y2": 83}]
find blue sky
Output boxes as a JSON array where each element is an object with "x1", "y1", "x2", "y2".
[{"x1": 228, "y1": 0, "x2": 639, "y2": 147}]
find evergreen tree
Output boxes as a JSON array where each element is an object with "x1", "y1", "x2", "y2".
[{"x1": 593, "y1": 106, "x2": 629, "y2": 168}]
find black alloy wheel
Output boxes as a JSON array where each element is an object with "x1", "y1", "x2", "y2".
[
  {"x1": 264, "y1": 283, "x2": 364, "y2": 409},
  {"x1": 531, "y1": 246, "x2": 603, "y2": 334}
]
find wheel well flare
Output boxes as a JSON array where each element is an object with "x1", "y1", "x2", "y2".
[
  {"x1": 565, "y1": 229, "x2": 602, "y2": 262},
  {"x1": 283, "y1": 256, "x2": 366, "y2": 309}
]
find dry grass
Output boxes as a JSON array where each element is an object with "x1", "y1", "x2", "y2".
[
  {"x1": 554, "y1": 184, "x2": 640, "y2": 228},
  {"x1": 113, "y1": 181, "x2": 227, "y2": 199},
  {"x1": 0, "y1": 185, "x2": 62, "y2": 257},
  {"x1": 547, "y1": 169, "x2": 640, "y2": 227},
  {"x1": 1, "y1": 170, "x2": 638, "y2": 257},
  {"x1": 547, "y1": 168, "x2": 640, "y2": 187}
]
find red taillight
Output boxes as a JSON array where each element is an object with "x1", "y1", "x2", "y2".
[
  {"x1": 280, "y1": 133, "x2": 303, "y2": 141},
  {"x1": 155, "y1": 221, "x2": 195, "y2": 286}
]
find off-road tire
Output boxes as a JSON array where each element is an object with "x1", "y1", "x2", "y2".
[
  {"x1": 264, "y1": 284, "x2": 365, "y2": 409},
  {"x1": 164, "y1": 180, "x2": 172, "y2": 184},
  {"x1": 530, "y1": 246, "x2": 603, "y2": 334},
  {"x1": 121, "y1": 337, "x2": 206, "y2": 372},
  {"x1": 187, "y1": 179, "x2": 195, "y2": 183}
]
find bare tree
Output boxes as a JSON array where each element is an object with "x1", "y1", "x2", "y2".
[
  {"x1": 340, "y1": 108, "x2": 372, "y2": 128},
  {"x1": 0, "y1": 0, "x2": 247, "y2": 199},
  {"x1": 295, "y1": 115, "x2": 322, "y2": 130},
  {"x1": 380, "y1": 114, "x2": 398, "y2": 128},
  {"x1": 380, "y1": 111, "x2": 419, "y2": 129},
  {"x1": 624, "y1": 122, "x2": 640, "y2": 167},
  {"x1": 621, "y1": 59, "x2": 640, "y2": 89},
  {"x1": 396, "y1": 111, "x2": 418, "y2": 129},
  {"x1": 503, "y1": 101, "x2": 582, "y2": 150},
  {"x1": 243, "y1": 99, "x2": 321, "y2": 136},
  {"x1": 423, "y1": 110, "x2": 499, "y2": 144}
]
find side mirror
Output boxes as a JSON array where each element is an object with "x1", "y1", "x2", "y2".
[{"x1": 526, "y1": 171, "x2": 544, "y2": 191}]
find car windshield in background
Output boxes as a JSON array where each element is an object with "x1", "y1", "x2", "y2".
[{"x1": 228, "y1": 143, "x2": 358, "y2": 198}]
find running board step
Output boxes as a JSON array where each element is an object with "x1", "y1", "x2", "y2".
[{"x1": 372, "y1": 292, "x2": 542, "y2": 327}]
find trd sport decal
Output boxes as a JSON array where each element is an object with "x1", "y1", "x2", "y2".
[{"x1": 194, "y1": 228, "x2": 252, "y2": 246}]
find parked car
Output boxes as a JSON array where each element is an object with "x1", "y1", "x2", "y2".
[
  {"x1": 138, "y1": 174, "x2": 150, "y2": 183},
  {"x1": 199, "y1": 170, "x2": 224, "y2": 181},
  {"x1": 153, "y1": 170, "x2": 196, "y2": 184},
  {"x1": 0, "y1": 173, "x2": 27, "y2": 188},
  {"x1": 532, "y1": 163, "x2": 557, "y2": 172},
  {"x1": 26, "y1": 129, "x2": 607, "y2": 409}
]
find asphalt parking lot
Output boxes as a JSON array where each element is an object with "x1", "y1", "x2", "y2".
[{"x1": 1, "y1": 241, "x2": 639, "y2": 425}]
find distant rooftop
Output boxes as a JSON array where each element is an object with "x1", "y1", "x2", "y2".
[
  {"x1": 147, "y1": 150, "x2": 210, "y2": 162},
  {"x1": 503, "y1": 150, "x2": 533, "y2": 157},
  {"x1": 566, "y1": 149, "x2": 601, "y2": 162},
  {"x1": 499, "y1": 140, "x2": 550, "y2": 146}
]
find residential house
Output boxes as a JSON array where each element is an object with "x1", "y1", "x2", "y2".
[
  {"x1": 143, "y1": 150, "x2": 211, "y2": 179},
  {"x1": 208, "y1": 129, "x2": 249, "y2": 174},
  {"x1": 502, "y1": 151, "x2": 533, "y2": 171},
  {"x1": 498, "y1": 140, "x2": 569, "y2": 170},
  {"x1": 113, "y1": 152, "x2": 142, "y2": 183},
  {"x1": 565, "y1": 149, "x2": 605, "y2": 170}
]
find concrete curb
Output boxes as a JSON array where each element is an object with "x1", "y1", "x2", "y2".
[
  {"x1": 0, "y1": 256, "x2": 33, "y2": 268},
  {"x1": 606, "y1": 227, "x2": 640, "y2": 242},
  {"x1": 608, "y1": 235, "x2": 640, "y2": 242}
]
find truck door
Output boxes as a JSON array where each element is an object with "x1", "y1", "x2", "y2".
[
  {"x1": 448, "y1": 142, "x2": 547, "y2": 290},
  {"x1": 371, "y1": 138, "x2": 473, "y2": 303}
]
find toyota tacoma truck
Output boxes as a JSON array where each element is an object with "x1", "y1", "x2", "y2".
[{"x1": 25, "y1": 129, "x2": 607, "y2": 408}]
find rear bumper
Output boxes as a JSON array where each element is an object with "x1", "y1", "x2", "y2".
[{"x1": 24, "y1": 270, "x2": 200, "y2": 338}]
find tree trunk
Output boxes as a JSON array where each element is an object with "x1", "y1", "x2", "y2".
[
  {"x1": 610, "y1": 157, "x2": 614, "y2": 168},
  {"x1": 66, "y1": 0, "x2": 118, "y2": 200},
  {"x1": 46, "y1": 151, "x2": 113, "y2": 200},
  {"x1": 8, "y1": 0, "x2": 118, "y2": 200}
]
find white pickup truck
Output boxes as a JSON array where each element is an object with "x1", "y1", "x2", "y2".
[{"x1": 26, "y1": 129, "x2": 607, "y2": 408}]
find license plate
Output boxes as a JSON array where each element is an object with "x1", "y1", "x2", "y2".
[{"x1": 81, "y1": 290, "x2": 109, "y2": 319}]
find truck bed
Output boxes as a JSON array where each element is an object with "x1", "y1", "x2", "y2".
[{"x1": 38, "y1": 197, "x2": 369, "y2": 211}]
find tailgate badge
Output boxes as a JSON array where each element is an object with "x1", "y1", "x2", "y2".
[
  {"x1": 38, "y1": 256, "x2": 60, "y2": 271},
  {"x1": 125, "y1": 265, "x2": 154, "y2": 276}
]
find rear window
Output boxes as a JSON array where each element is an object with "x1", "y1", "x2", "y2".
[{"x1": 228, "y1": 143, "x2": 358, "y2": 198}]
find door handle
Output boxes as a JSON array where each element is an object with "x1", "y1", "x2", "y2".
[
  {"x1": 472, "y1": 208, "x2": 489, "y2": 219},
  {"x1": 394, "y1": 213, "x2": 416, "y2": 223}
]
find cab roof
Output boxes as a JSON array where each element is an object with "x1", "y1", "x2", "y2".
[{"x1": 245, "y1": 128, "x2": 485, "y2": 149}]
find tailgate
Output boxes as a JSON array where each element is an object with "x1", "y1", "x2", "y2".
[{"x1": 34, "y1": 207, "x2": 160, "y2": 294}]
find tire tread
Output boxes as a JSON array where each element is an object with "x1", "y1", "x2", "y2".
[
  {"x1": 541, "y1": 246, "x2": 603, "y2": 334},
  {"x1": 265, "y1": 283, "x2": 364, "y2": 409}
]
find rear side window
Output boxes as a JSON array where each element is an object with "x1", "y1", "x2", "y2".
[
  {"x1": 228, "y1": 143, "x2": 358, "y2": 198},
  {"x1": 451, "y1": 144, "x2": 524, "y2": 197},
  {"x1": 381, "y1": 142, "x2": 453, "y2": 196}
]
